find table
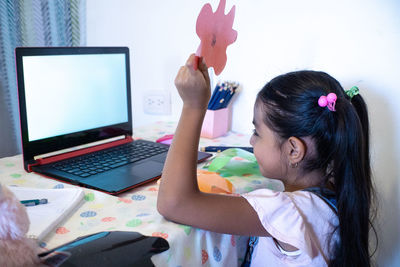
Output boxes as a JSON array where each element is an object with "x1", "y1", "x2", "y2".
[{"x1": 0, "y1": 121, "x2": 283, "y2": 266}]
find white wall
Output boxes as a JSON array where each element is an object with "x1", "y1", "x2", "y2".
[{"x1": 86, "y1": 0, "x2": 400, "y2": 265}]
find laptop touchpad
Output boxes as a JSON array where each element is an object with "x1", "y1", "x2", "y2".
[
  {"x1": 129, "y1": 161, "x2": 164, "y2": 179},
  {"x1": 151, "y1": 153, "x2": 167, "y2": 163},
  {"x1": 86, "y1": 161, "x2": 164, "y2": 192}
]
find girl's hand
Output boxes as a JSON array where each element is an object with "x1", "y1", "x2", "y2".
[{"x1": 174, "y1": 54, "x2": 211, "y2": 110}]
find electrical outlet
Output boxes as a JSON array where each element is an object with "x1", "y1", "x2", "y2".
[{"x1": 143, "y1": 91, "x2": 171, "y2": 115}]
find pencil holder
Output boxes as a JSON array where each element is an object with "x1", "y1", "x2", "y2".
[{"x1": 201, "y1": 107, "x2": 231, "y2": 139}]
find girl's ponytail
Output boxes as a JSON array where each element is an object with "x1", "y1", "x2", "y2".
[
  {"x1": 330, "y1": 92, "x2": 372, "y2": 266},
  {"x1": 351, "y1": 93, "x2": 370, "y2": 170}
]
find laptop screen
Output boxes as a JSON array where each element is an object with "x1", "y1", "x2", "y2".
[
  {"x1": 22, "y1": 54, "x2": 128, "y2": 141},
  {"x1": 16, "y1": 47, "x2": 133, "y2": 164}
]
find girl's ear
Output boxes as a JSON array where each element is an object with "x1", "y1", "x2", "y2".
[{"x1": 286, "y1": 136, "x2": 306, "y2": 166}]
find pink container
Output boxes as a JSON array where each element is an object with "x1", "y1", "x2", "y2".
[{"x1": 201, "y1": 108, "x2": 231, "y2": 139}]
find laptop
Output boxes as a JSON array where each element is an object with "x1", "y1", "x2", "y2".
[{"x1": 15, "y1": 47, "x2": 211, "y2": 195}]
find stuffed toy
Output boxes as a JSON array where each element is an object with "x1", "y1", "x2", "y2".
[{"x1": 0, "y1": 184, "x2": 41, "y2": 266}]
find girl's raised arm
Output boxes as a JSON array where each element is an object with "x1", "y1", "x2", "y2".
[{"x1": 157, "y1": 54, "x2": 268, "y2": 237}]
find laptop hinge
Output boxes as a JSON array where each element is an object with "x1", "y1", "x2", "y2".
[{"x1": 27, "y1": 136, "x2": 134, "y2": 172}]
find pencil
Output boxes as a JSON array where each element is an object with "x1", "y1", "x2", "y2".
[
  {"x1": 207, "y1": 81, "x2": 239, "y2": 110},
  {"x1": 209, "y1": 83, "x2": 227, "y2": 110},
  {"x1": 212, "y1": 83, "x2": 231, "y2": 110},
  {"x1": 221, "y1": 87, "x2": 235, "y2": 109},
  {"x1": 208, "y1": 83, "x2": 222, "y2": 110}
]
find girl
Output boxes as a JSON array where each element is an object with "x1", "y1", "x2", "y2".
[{"x1": 157, "y1": 54, "x2": 375, "y2": 266}]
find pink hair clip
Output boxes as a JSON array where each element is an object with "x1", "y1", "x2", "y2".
[{"x1": 318, "y1": 93, "x2": 337, "y2": 112}]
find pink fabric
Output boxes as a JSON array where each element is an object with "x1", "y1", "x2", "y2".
[
  {"x1": 242, "y1": 188, "x2": 339, "y2": 266},
  {"x1": 0, "y1": 185, "x2": 41, "y2": 266}
]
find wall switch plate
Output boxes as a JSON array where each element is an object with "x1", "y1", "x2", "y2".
[{"x1": 143, "y1": 91, "x2": 171, "y2": 115}]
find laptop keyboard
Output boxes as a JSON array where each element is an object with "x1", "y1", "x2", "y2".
[{"x1": 52, "y1": 141, "x2": 169, "y2": 178}]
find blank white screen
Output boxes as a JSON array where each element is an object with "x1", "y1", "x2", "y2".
[{"x1": 22, "y1": 54, "x2": 128, "y2": 141}]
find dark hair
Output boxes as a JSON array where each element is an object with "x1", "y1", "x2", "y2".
[{"x1": 256, "y1": 70, "x2": 376, "y2": 266}]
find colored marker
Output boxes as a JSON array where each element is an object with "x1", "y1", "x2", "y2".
[{"x1": 20, "y1": 199, "x2": 48, "y2": 207}]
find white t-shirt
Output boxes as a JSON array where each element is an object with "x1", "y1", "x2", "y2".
[{"x1": 242, "y1": 188, "x2": 339, "y2": 266}]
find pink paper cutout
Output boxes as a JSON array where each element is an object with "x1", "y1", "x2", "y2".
[{"x1": 196, "y1": 0, "x2": 237, "y2": 75}]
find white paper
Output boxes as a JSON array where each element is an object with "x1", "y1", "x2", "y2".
[{"x1": 8, "y1": 186, "x2": 85, "y2": 241}]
